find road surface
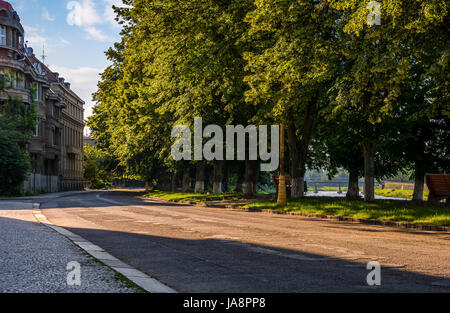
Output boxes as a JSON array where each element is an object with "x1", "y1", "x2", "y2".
[{"x1": 41, "y1": 190, "x2": 450, "y2": 293}]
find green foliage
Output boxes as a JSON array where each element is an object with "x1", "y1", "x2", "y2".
[
  {"x1": 0, "y1": 129, "x2": 31, "y2": 196},
  {"x1": 89, "y1": 0, "x2": 257, "y2": 184},
  {"x1": 90, "y1": 181, "x2": 113, "y2": 190},
  {"x1": 83, "y1": 145, "x2": 115, "y2": 188},
  {"x1": 0, "y1": 75, "x2": 37, "y2": 196},
  {"x1": 244, "y1": 0, "x2": 339, "y2": 122},
  {"x1": 327, "y1": 0, "x2": 448, "y2": 121}
]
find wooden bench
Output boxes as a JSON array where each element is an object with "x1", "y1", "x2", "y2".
[
  {"x1": 273, "y1": 175, "x2": 292, "y2": 196},
  {"x1": 426, "y1": 174, "x2": 450, "y2": 203}
]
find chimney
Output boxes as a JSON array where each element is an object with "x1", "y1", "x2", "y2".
[
  {"x1": 64, "y1": 82, "x2": 71, "y2": 89},
  {"x1": 53, "y1": 72, "x2": 59, "y2": 79},
  {"x1": 58, "y1": 77, "x2": 65, "y2": 84}
]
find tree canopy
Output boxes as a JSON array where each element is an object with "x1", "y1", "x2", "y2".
[{"x1": 89, "y1": 0, "x2": 449, "y2": 201}]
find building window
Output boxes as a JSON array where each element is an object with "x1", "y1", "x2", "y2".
[
  {"x1": 11, "y1": 29, "x2": 16, "y2": 48},
  {"x1": 0, "y1": 26, "x2": 5, "y2": 46},
  {"x1": 16, "y1": 73, "x2": 21, "y2": 88},
  {"x1": 12, "y1": 72, "x2": 17, "y2": 88},
  {"x1": 34, "y1": 120, "x2": 39, "y2": 137},
  {"x1": 33, "y1": 83, "x2": 39, "y2": 101},
  {"x1": 54, "y1": 128, "x2": 60, "y2": 146}
]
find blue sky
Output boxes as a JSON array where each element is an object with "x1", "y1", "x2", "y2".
[{"x1": 9, "y1": 0, "x2": 124, "y2": 125}]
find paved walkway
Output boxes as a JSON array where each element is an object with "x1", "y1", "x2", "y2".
[{"x1": 0, "y1": 200, "x2": 141, "y2": 293}]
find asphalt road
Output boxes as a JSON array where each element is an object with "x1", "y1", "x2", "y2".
[{"x1": 41, "y1": 190, "x2": 450, "y2": 293}]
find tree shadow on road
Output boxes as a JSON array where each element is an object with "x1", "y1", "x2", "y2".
[{"x1": 61, "y1": 224, "x2": 450, "y2": 293}]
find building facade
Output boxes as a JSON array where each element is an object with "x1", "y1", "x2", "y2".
[
  {"x1": 0, "y1": 1, "x2": 85, "y2": 193},
  {"x1": 53, "y1": 78, "x2": 85, "y2": 191}
]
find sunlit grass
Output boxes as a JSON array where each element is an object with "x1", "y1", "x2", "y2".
[
  {"x1": 242, "y1": 198, "x2": 449, "y2": 226},
  {"x1": 147, "y1": 190, "x2": 448, "y2": 226},
  {"x1": 315, "y1": 186, "x2": 429, "y2": 200},
  {"x1": 374, "y1": 189, "x2": 429, "y2": 200},
  {"x1": 146, "y1": 191, "x2": 243, "y2": 202}
]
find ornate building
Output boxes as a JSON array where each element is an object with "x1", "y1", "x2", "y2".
[{"x1": 0, "y1": 1, "x2": 85, "y2": 192}]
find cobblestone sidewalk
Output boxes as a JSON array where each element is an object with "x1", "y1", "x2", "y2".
[{"x1": 0, "y1": 201, "x2": 142, "y2": 293}]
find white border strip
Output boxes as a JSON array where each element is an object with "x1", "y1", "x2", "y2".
[{"x1": 32, "y1": 203, "x2": 176, "y2": 294}]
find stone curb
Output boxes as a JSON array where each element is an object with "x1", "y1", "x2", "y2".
[
  {"x1": 144, "y1": 196, "x2": 449, "y2": 233},
  {"x1": 32, "y1": 203, "x2": 177, "y2": 294}
]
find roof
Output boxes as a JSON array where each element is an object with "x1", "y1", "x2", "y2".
[
  {"x1": 26, "y1": 51, "x2": 85, "y2": 104},
  {"x1": 27, "y1": 52, "x2": 59, "y2": 82},
  {"x1": 0, "y1": 1, "x2": 13, "y2": 11}
]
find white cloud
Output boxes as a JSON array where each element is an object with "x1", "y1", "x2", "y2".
[
  {"x1": 23, "y1": 25, "x2": 47, "y2": 49},
  {"x1": 23, "y1": 25, "x2": 70, "y2": 54},
  {"x1": 84, "y1": 26, "x2": 109, "y2": 42},
  {"x1": 50, "y1": 66, "x2": 103, "y2": 120},
  {"x1": 66, "y1": 0, "x2": 123, "y2": 41},
  {"x1": 42, "y1": 8, "x2": 55, "y2": 22}
]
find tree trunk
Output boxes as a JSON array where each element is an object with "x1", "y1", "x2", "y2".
[
  {"x1": 291, "y1": 175, "x2": 305, "y2": 199},
  {"x1": 205, "y1": 165, "x2": 213, "y2": 192},
  {"x1": 212, "y1": 161, "x2": 223, "y2": 195},
  {"x1": 145, "y1": 174, "x2": 150, "y2": 193},
  {"x1": 346, "y1": 168, "x2": 360, "y2": 200},
  {"x1": 170, "y1": 172, "x2": 177, "y2": 192},
  {"x1": 413, "y1": 175, "x2": 425, "y2": 201},
  {"x1": 363, "y1": 142, "x2": 376, "y2": 202},
  {"x1": 235, "y1": 162, "x2": 244, "y2": 193},
  {"x1": 287, "y1": 119, "x2": 303, "y2": 198},
  {"x1": 223, "y1": 161, "x2": 230, "y2": 193},
  {"x1": 194, "y1": 162, "x2": 205, "y2": 193},
  {"x1": 287, "y1": 99, "x2": 316, "y2": 199},
  {"x1": 412, "y1": 161, "x2": 425, "y2": 201},
  {"x1": 182, "y1": 169, "x2": 191, "y2": 193},
  {"x1": 244, "y1": 159, "x2": 257, "y2": 197},
  {"x1": 254, "y1": 161, "x2": 260, "y2": 193},
  {"x1": 412, "y1": 140, "x2": 426, "y2": 201}
]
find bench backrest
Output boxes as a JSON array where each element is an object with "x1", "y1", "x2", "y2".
[{"x1": 426, "y1": 174, "x2": 450, "y2": 196}]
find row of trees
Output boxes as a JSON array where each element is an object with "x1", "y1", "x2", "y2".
[{"x1": 89, "y1": 0, "x2": 449, "y2": 201}]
